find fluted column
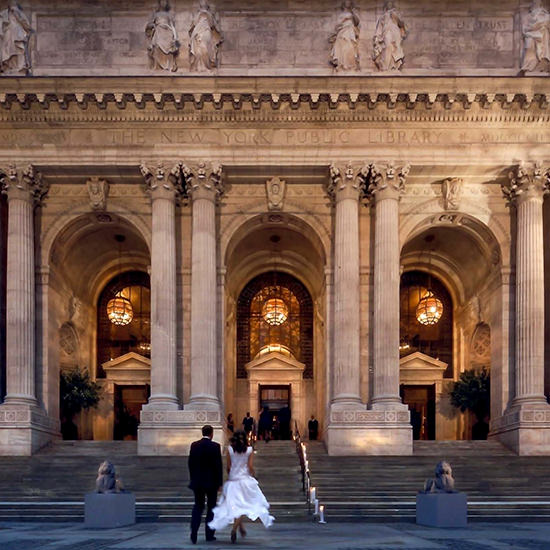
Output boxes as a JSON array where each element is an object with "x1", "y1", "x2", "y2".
[
  {"x1": 186, "y1": 162, "x2": 223, "y2": 410},
  {"x1": 367, "y1": 164, "x2": 409, "y2": 410},
  {"x1": 1, "y1": 165, "x2": 47, "y2": 406},
  {"x1": 327, "y1": 163, "x2": 366, "y2": 408},
  {"x1": 503, "y1": 163, "x2": 549, "y2": 406},
  {"x1": 140, "y1": 162, "x2": 183, "y2": 410}
]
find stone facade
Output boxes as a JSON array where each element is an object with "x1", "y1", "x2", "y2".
[{"x1": 0, "y1": 1, "x2": 549, "y2": 456}]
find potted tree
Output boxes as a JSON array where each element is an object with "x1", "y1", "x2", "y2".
[
  {"x1": 450, "y1": 368, "x2": 490, "y2": 440},
  {"x1": 60, "y1": 368, "x2": 101, "y2": 440}
]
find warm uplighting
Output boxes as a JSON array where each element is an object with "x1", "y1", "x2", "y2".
[
  {"x1": 107, "y1": 293, "x2": 133, "y2": 326},
  {"x1": 416, "y1": 291, "x2": 443, "y2": 326},
  {"x1": 262, "y1": 297, "x2": 288, "y2": 326},
  {"x1": 256, "y1": 343, "x2": 293, "y2": 358},
  {"x1": 399, "y1": 338, "x2": 410, "y2": 352},
  {"x1": 138, "y1": 342, "x2": 151, "y2": 353}
]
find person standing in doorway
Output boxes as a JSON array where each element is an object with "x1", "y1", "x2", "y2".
[
  {"x1": 242, "y1": 411, "x2": 254, "y2": 443},
  {"x1": 308, "y1": 415, "x2": 319, "y2": 441},
  {"x1": 188, "y1": 425, "x2": 223, "y2": 544}
]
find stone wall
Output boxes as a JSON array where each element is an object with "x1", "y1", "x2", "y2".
[{"x1": 3, "y1": 0, "x2": 547, "y2": 77}]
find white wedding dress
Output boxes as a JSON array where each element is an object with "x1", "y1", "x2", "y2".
[{"x1": 208, "y1": 446, "x2": 274, "y2": 530}]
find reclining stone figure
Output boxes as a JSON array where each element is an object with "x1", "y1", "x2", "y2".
[
  {"x1": 423, "y1": 460, "x2": 455, "y2": 493},
  {"x1": 95, "y1": 460, "x2": 124, "y2": 493}
]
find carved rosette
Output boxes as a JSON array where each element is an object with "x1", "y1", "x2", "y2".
[
  {"x1": 326, "y1": 161, "x2": 369, "y2": 202},
  {"x1": 139, "y1": 161, "x2": 187, "y2": 202},
  {"x1": 364, "y1": 163, "x2": 410, "y2": 202},
  {"x1": 0, "y1": 164, "x2": 48, "y2": 205},
  {"x1": 502, "y1": 162, "x2": 550, "y2": 205},
  {"x1": 182, "y1": 161, "x2": 223, "y2": 202}
]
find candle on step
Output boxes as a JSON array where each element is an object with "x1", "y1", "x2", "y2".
[
  {"x1": 319, "y1": 504, "x2": 326, "y2": 523},
  {"x1": 314, "y1": 498, "x2": 319, "y2": 515}
]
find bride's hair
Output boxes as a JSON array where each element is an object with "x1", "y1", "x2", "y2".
[{"x1": 230, "y1": 430, "x2": 248, "y2": 454}]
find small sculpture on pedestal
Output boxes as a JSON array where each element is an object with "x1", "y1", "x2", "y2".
[
  {"x1": 519, "y1": 0, "x2": 550, "y2": 74},
  {"x1": 0, "y1": 0, "x2": 33, "y2": 75},
  {"x1": 96, "y1": 460, "x2": 124, "y2": 494},
  {"x1": 145, "y1": 0, "x2": 180, "y2": 72},
  {"x1": 329, "y1": 1, "x2": 360, "y2": 71},
  {"x1": 189, "y1": 0, "x2": 223, "y2": 72},
  {"x1": 372, "y1": 1, "x2": 408, "y2": 71},
  {"x1": 423, "y1": 460, "x2": 455, "y2": 493}
]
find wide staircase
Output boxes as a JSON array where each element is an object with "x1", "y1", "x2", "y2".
[
  {"x1": 307, "y1": 440, "x2": 550, "y2": 522},
  {"x1": 0, "y1": 440, "x2": 305, "y2": 522}
]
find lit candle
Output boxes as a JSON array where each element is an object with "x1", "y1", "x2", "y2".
[
  {"x1": 319, "y1": 504, "x2": 326, "y2": 523},
  {"x1": 314, "y1": 498, "x2": 319, "y2": 515}
]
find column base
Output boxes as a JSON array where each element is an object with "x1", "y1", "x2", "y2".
[
  {"x1": 491, "y1": 402, "x2": 550, "y2": 455},
  {"x1": 186, "y1": 395, "x2": 221, "y2": 411},
  {"x1": 0, "y1": 403, "x2": 60, "y2": 456},
  {"x1": 326, "y1": 406, "x2": 412, "y2": 455},
  {"x1": 138, "y1": 408, "x2": 223, "y2": 455}
]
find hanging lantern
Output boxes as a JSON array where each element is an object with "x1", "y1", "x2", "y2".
[
  {"x1": 415, "y1": 291, "x2": 443, "y2": 326},
  {"x1": 262, "y1": 298, "x2": 288, "y2": 326},
  {"x1": 107, "y1": 293, "x2": 133, "y2": 326}
]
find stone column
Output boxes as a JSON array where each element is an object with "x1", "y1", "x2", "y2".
[
  {"x1": 186, "y1": 162, "x2": 223, "y2": 411},
  {"x1": 492, "y1": 163, "x2": 550, "y2": 455},
  {"x1": 0, "y1": 165, "x2": 58, "y2": 455},
  {"x1": 367, "y1": 164, "x2": 409, "y2": 410},
  {"x1": 505, "y1": 164, "x2": 548, "y2": 405},
  {"x1": 327, "y1": 162, "x2": 365, "y2": 409},
  {"x1": 140, "y1": 162, "x2": 183, "y2": 410},
  {"x1": 1, "y1": 165, "x2": 46, "y2": 405}
]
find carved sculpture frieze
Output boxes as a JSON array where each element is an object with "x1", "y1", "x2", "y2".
[
  {"x1": 441, "y1": 177, "x2": 463, "y2": 210},
  {"x1": 189, "y1": 0, "x2": 223, "y2": 72},
  {"x1": 502, "y1": 162, "x2": 550, "y2": 204},
  {"x1": 0, "y1": 164, "x2": 47, "y2": 204},
  {"x1": 329, "y1": 1, "x2": 360, "y2": 71},
  {"x1": 372, "y1": 1, "x2": 408, "y2": 71},
  {"x1": 0, "y1": 1, "x2": 32, "y2": 76},
  {"x1": 86, "y1": 177, "x2": 110, "y2": 211},
  {"x1": 520, "y1": 0, "x2": 550, "y2": 74},
  {"x1": 265, "y1": 176, "x2": 286, "y2": 211},
  {"x1": 145, "y1": 0, "x2": 180, "y2": 72}
]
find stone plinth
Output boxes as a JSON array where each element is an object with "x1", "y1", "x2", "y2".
[
  {"x1": 84, "y1": 493, "x2": 135, "y2": 528},
  {"x1": 0, "y1": 406, "x2": 60, "y2": 456},
  {"x1": 138, "y1": 409, "x2": 223, "y2": 455},
  {"x1": 326, "y1": 409, "x2": 412, "y2": 455},
  {"x1": 416, "y1": 492, "x2": 467, "y2": 527}
]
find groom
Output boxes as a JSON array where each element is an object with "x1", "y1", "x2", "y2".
[{"x1": 188, "y1": 424, "x2": 223, "y2": 544}]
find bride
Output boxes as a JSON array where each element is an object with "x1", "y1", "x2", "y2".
[{"x1": 208, "y1": 430, "x2": 274, "y2": 543}]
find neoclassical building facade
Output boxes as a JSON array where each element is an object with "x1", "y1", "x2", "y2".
[{"x1": 0, "y1": 0, "x2": 549, "y2": 456}]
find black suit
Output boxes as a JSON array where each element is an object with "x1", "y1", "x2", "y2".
[{"x1": 188, "y1": 437, "x2": 223, "y2": 540}]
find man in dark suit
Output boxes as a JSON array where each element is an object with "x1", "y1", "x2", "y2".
[{"x1": 188, "y1": 424, "x2": 223, "y2": 544}]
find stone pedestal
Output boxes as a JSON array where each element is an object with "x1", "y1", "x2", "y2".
[
  {"x1": 416, "y1": 492, "x2": 467, "y2": 527},
  {"x1": 84, "y1": 493, "x2": 135, "y2": 528},
  {"x1": 138, "y1": 409, "x2": 223, "y2": 455}
]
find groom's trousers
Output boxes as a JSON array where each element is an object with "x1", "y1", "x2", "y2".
[{"x1": 191, "y1": 488, "x2": 218, "y2": 539}]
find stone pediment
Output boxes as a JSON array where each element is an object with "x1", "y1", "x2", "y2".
[
  {"x1": 399, "y1": 351, "x2": 447, "y2": 386},
  {"x1": 245, "y1": 351, "x2": 305, "y2": 374},
  {"x1": 102, "y1": 352, "x2": 151, "y2": 384}
]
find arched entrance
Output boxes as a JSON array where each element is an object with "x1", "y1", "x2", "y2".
[
  {"x1": 223, "y1": 214, "x2": 326, "y2": 438},
  {"x1": 400, "y1": 217, "x2": 501, "y2": 440},
  {"x1": 47, "y1": 213, "x2": 150, "y2": 440}
]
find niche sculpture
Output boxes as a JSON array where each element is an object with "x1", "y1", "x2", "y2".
[
  {"x1": 329, "y1": 0, "x2": 360, "y2": 71},
  {"x1": 372, "y1": 1, "x2": 408, "y2": 71}
]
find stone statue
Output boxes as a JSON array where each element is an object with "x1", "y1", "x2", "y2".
[
  {"x1": 520, "y1": 0, "x2": 550, "y2": 74},
  {"x1": 145, "y1": 0, "x2": 180, "y2": 72},
  {"x1": 441, "y1": 177, "x2": 462, "y2": 210},
  {"x1": 329, "y1": 1, "x2": 360, "y2": 71},
  {"x1": 372, "y1": 1, "x2": 408, "y2": 71},
  {"x1": 423, "y1": 461, "x2": 455, "y2": 493},
  {"x1": 0, "y1": 0, "x2": 32, "y2": 75},
  {"x1": 96, "y1": 460, "x2": 124, "y2": 493},
  {"x1": 86, "y1": 177, "x2": 109, "y2": 211},
  {"x1": 189, "y1": 0, "x2": 223, "y2": 72}
]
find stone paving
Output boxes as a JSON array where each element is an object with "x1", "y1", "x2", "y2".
[{"x1": 1, "y1": 522, "x2": 550, "y2": 550}]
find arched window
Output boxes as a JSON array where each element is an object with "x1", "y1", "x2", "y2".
[
  {"x1": 237, "y1": 272, "x2": 313, "y2": 378},
  {"x1": 400, "y1": 270, "x2": 453, "y2": 378},
  {"x1": 96, "y1": 271, "x2": 150, "y2": 377}
]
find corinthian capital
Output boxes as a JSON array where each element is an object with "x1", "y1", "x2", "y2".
[
  {"x1": 364, "y1": 162, "x2": 410, "y2": 202},
  {"x1": 139, "y1": 161, "x2": 187, "y2": 202},
  {"x1": 502, "y1": 162, "x2": 550, "y2": 205},
  {"x1": 0, "y1": 164, "x2": 48, "y2": 205},
  {"x1": 326, "y1": 161, "x2": 369, "y2": 202},
  {"x1": 182, "y1": 161, "x2": 223, "y2": 202}
]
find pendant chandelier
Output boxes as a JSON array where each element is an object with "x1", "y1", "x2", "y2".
[
  {"x1": 107, "y1": 234, "x2": 133, "y2": 326},
  {"x1": 262, "y1": 297, "x2": 288, "y2": 326},
  {"x1": 415, "y1": 238, "x2": 443, "y2": 326},
  {"x1": 415, "y1": 290, "x2": 443, "y2": 326}
]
